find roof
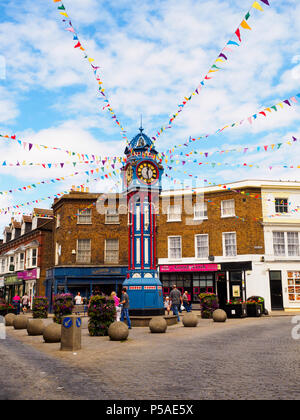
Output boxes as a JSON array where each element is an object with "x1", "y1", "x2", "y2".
[
  {"x1": 33, "y1": 208, "x2": 53, "y2": 217},
  {"x1": 22, "y1": 215, "x2": 32, "y2": 223},
  {"x1": 124, "y1": 128, "x2": 158, "y2": 155}
]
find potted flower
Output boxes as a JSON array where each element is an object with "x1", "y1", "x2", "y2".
[
  {"x1": 225, "y1": 298, "x2": 247, "y2": 318},
  {"x1": 246, "y1": 296, "x2": 265, "y2": 317},
  {"x1": 198, "y1": 293, "x2": 219, "y2": 319},
  {"x1": 53, "y1": 293, "x2": 74, "y2": 324},
  {"x1": 0, "y1": 301, "x2": 15, "y2": 316}
]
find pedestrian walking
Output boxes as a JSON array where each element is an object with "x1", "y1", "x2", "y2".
[
  {"x1": 12, "y1": 293, "x2": 21, "y2": 315},
  {"x1": 182, "y1": 290, "x2": 191, "y2": 312},
  {"x1": 111, "y1": 291, "x2": 121, "y2": 322},
  {"x1": 21, "y1": 293, "x2": 30, "y2": 313},
  {"x1": 74, "y1": 292, "x2": 82, "y2": 305},
  {"x1": 170, "y1": 284, "x2": 182, "y2": 322},
  {"x1": 120, "y1": 287, "x2": 132, "y2": 329}
]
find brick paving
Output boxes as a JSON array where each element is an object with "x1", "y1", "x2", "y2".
[{"x1": 1, "y1": 315, "x2": 300, "y2": 400}]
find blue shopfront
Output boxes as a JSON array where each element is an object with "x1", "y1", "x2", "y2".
[{"x1": 45, "y1": 266, "x2": 127, "y2": 309}]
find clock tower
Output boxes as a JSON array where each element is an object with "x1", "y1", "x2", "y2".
[{"x1": 121, "y1": 126, "x2": 164, "y2": 315}]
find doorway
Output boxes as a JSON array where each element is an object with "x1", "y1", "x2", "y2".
[
  {"x1": 269, "y1": 271, "x2": 284, "y2": 310},
  {"x1": 216, "y1": 272, "x2": 227, "y2": 309}
]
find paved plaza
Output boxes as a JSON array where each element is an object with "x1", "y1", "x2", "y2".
[{"x1": 1, "y1": 314, "x2": 300, "y2": 400}]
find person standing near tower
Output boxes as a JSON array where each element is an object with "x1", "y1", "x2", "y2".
[{"x1": 120, "y1": 287, "x2": 132, "y2": 329}]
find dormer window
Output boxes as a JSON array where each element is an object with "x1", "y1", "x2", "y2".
[{"x1": 137, "y1": 136, "x2": 145, "y2": 147}]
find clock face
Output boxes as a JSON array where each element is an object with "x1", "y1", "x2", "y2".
[
  {"x1": 137, "y1": 161, "x2": 158, "y2": 184},
  {"x1": 126, "y1": 165, "x2": 133, "y2": 185}
]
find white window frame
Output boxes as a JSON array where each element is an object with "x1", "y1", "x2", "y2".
[
  {"x1": 0, "y1": 258, "x2": 5, "y2": 274},
  {"x1": 167, "y1": 205, "x2": 182, "y2": 222},
  {"x1": 105, "y1": 208, "x2": 119, "y2": 224},
  {"x1": 195, "y1": 234, "x2": 209, "y2": 259},
  {"x1": 194, "y1": 202, "x2": 208, "y2": 220},
  {"x1": 221, "y1": 199, "x2": 235, "y2": 218},
  {"x1": 56, "y1": 214, "x2": 61, "y2": 228},
  {"x1": 104, "y1": 239, "x2": 119, "y2": 263},
  {"x1": 77, "y1": 208, "x2": 92, "y2": 225},
  {"x1": 273, "y1": 231, "x2": 300, "y2": 257},
  {"x1": 222, "y1": 232, "x2": 237, "y2": 257},
  {"x1": 16, "y1": 252, "x2": 25, "y2": 271},
  {"x1": 76, "y1": 239, "x2": 91, "y2": 263},
  {"x1": 168, "y1": 236, "x2": 182, "y2": 260},
  {"x1": 26, "y1": 248, "x2": 38, "y2": 268}
]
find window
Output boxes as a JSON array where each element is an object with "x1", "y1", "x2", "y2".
[
  {"x1": 55, "y1": 243, "x2": 61, "y2": 265},
  {"x1": 275, "y1": 198, "x2": 288, "y2": 214},
  {"x1": 105, "y1": 239, "x2": 119, "y2": 263},
  {"x1": 287, "y1": 271, "x2": 300, "y2": 302},
  {"x1": 168, "y1": 236, "x2": 182, "y2": 259},
  {"x1": 223, "y1": 232, "x2": 237, "y2": 257},
  {"x1": 221, "y1": 199, "x2": 235, "y2": 217},
  {"x1": 195, "y1": 234, "x2": 209, "y2": 258},
  {"x1": 273, "y1": 232, "x2": 300, "y2": 257},
  {"x1": 26, "y1": 248, "x2": 38, "y2": 268},
  {"x1": 77, "y1": 239, "x2": 91, "y2": 263},
  {"x1": 167, "y1": 205, "x2": 181, "y2": 222},
  {"x1": 0, "y1": 259, "x2": 5, "y2": 274},
  {"x1": 56, "y1": 214, "x2": 60, "y2": 228},
  {"x1": 77, "y1": 208, "x2": 92, "y2": 224},
  {"x1": 287, "y1": 232, "x2": 299, "y2": 256},
  {"x1": 194, "y1": 202, "x2": 208, "y2": 220},
  {"x1": 16, "y1": 253, "x2": 24, "y2": 271},
  {"x1": 105, "y1": 208, "x2": 119, "y2": 224}
]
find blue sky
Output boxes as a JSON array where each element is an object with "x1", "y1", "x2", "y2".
[{"x1": 0, "y1": 0, "x2": 300, "y2": 231}]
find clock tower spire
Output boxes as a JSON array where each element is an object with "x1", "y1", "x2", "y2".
[{"x1": 121, "y1": 127, "x2": 164, "y2": 316}]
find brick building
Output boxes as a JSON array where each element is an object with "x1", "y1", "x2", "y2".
[
  {"x1": 45, "y1": 190, "x2": 129, "y2": 305},
  {"x1": 0, "y1": 210, "x2": 54, "y2": 304}
]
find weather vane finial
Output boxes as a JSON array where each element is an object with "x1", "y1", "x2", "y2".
[{"x1": 139, "y1": 114, "x2": 144, "y2": 133}]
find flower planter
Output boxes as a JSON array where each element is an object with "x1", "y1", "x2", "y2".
[
  {"x1": 225, "y1": 303, "x2": 247, "y2": 318},
  {"x1": 246, "y1": 303, "x2": 262, "y2": 317}
]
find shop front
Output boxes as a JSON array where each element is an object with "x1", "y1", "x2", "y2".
[
  {"x1": 45, "y1": 266, "x2": 128, "y2": 309},
  {"x1": 159, "y1": 261, "x2": 252, "y2": 308},
  {"x1": 17, "y1": 268, "x2": 39, "y2": 308},
  {"x1": 4, "y1": 274, "x2": 24, "y2": 303}
]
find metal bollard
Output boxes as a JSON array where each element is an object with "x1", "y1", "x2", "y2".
[{"x1": 60, "y1": 315, "x2": 82, "y2": 351}]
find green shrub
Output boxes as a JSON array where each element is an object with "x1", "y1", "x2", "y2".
[
  {"x1": 32, "y1": 297, "x2": 49, "y2": 319},
  {"x1": 53, "y1": 293, "x2": 74, "y2": 324},
  {"x1": 198, "y1": 293, "x2": 219, "y2": 319},
  {"x1": 88, "y1": 295, "x2": 116, "y2": 336}
]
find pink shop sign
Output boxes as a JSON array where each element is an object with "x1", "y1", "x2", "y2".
[
  {"x1": 160, "y1": 264, "x2": 221, "y2": 273},
  {"x1": 17, "y1": 269, "x2": 37, "y2": 281}
]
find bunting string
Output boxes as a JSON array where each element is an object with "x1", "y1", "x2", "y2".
[
  {"x1": 161, "y1": 91, "x2": 299, "y2": 155},
  {"x1": 151, "y1": 0, "x2": 271, "y2": 143},
  {"x1": 52, "y1": 0, "x2": 128, "y2": 143}
]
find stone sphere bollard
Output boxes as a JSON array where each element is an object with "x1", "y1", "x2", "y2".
[
  {"x1": 182, "y1": 313, "x2": 198, "y2": 327},
  {"x1": 27, "y1": 319, "x2": 45, "y2": 336},
  {"x1": 5, "y1": 313, "x2": 16, "y2": 326},
  {"x1": 149, "y1": 317, "x2": 167, "y2": 333},
  {"x1": 213, "y1": 309, "x2": 227, "y2": 322},
  {"x1": 13, "y1": 315, "x2": 28, "y2": 330},
  {"x1": 43, "y1": 323, "x2": 61, "y2": 343},
  {"x1": 108, "y1": 321, "x2": 129, "y2": 341}
]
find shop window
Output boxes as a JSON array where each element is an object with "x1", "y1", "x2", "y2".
[
  {"x1": 168, "y1": 236, "x2": 182, "y2": 259},
  {"x1": 223, "y1": 232, "x2": 237, "y2": 257},
  {"x1": 275, "y1": 198, "x2": 288, "y2": 214},
  {"x1": 221, "y1": 199, "x2": 235, "y2": 218},
  {"x1": 77, "y1": 208, "x2": 92, "y2": 224},
  {"x1": 287, "y1": 271, "x2": 300, "y2": 302},
  {"x1": 77, "y1": 239, "x2": 91, "y2": 263}
]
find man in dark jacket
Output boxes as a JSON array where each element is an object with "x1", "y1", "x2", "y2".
[
  {"x1": 170, "y1": 285, "x2": 182, "y2": 322},
  {"x1": 120, "y1": 287, "x2": 132, "y2": 329}
]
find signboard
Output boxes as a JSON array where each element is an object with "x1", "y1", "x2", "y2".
[
  {"x1": 17, "y1": 268, "x2": 38, "y2": 281},
  {"x1": 159, "y1": 264, "x2": 220, "y2": 273},
  {"x1": 232, "y1": 286, "x2": 241, "y2": 297},
  {"x1": 4, "y1": 275, "x2": 22, "y2": 285}
]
